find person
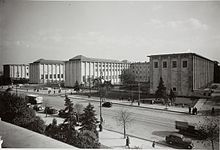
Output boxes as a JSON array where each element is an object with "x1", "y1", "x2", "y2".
[
  {"x1": 99, "y1": 123, "x2": 102, "y2": 132},
  {"x1": 192, "y1": 107, "x2": 195, "y2": 115},
  {"x1": 126, "y1": 136, "x2": 130, "y2": 148},
  {"x1": 152, "y1": 141, "x2": 155, "y2": 148},
  {"x1": 189, "y1": 107, "x2": 191, "y2": 114},
  {"x1": 211, "y1": 107, "x2": 215, "y2": 115},
  {"x1": 138, "y1": 101, "x2": 140, "y2": 106},
  {"x1": 195, "y1": 107, "x2": 198, "y2": 115}
]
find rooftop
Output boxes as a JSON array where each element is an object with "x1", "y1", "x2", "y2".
[
  {"x1": 33, "y1": 59, "x2": 65, "y2": 64},
  {"x1": 69, "y1": 55, "x2": 130, "y2": 63},
  {"x1": 148, "y1": 52, "x2": 214, "y2": 62}
]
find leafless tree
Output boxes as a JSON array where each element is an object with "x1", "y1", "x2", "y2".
[
  {"x1": 74, "y1": 103, "x2": 84, "y2": 115},
  {"x1": 115, "y1": 109, "x2": 134, "y2": 138},
  {"x1": 197, "y1": 116, "x2": 219, "y2": 150}
]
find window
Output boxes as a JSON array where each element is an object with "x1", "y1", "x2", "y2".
[
  {"x1": 183, "y1": 61, "x2": 187, "y2": 68},
  {"x1": 50, "y1": 74, "x2": 52, "y2": 79},
  {"x1": 45, "y1": 75, "x2": 48, "y2": 79},
  {"x1": 41, "y1": 75, "x2": 44, "y2": 79},
  {"x1": 173, "y1": 87, "x2": 176, "y2": 91},
  {"x1": 27, "y1": 73, "x2": 29, "y2": 76},
  {"x1": 57, "y1": 74, "x2": 60, "y2": 78},
  {"x1": 54, "y1": 74, "x2": 56, "y2": 78},
  {"x1": 154, "y1": 62, "x2": 158, "y2": 68},
  {"x1": 61, "y1": 74, "x2": 63, "y2": 78},
  {"x1": 163, "y1": 61, "x2": 167, "y2": 68},
  {"x1": 172, "y1": 61, "x2": 177, "y2": 68}
]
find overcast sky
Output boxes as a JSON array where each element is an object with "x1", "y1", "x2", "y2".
[{"x1": 0, "y1": 1, "x2": 220, "y2": 71}]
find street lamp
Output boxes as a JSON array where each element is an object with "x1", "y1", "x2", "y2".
[{"x1": 99, "y1": 73, "x2": 104, "y2": 127}]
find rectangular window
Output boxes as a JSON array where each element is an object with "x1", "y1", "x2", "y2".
[
  {"x1": 61, "y1": 74, "x2": 63, "y2": 78},
  {"x1": 57, "y1": 74, "x2": 60, "y2": 78},
  {"x1": 172, "y1": 61, "x2": 177, "y2": 68},
  {"x1": 173, "y1": 87, "x2": 176, "y2": 91},
  {"x1": 154, "y1": 62, "x2": 158, "y2": 68},
  {"x1": 163, "y1": 61, "x2": 167, "y2": 68},
  {"x1": 41, "y1": 75, "x2": 44, "y2": 79},
  {"x1": 183, "y1": 61, "x2": 187, "y2": 68},
  {"x1": 50, "y1": 74, "x2": 52, "y2": 79},
  {"x1": 45, "y1": 75, "x2": 48, "y2": 79},
  {"x1": 54, "y1": 74, "x2": 56, "y2": 78}
]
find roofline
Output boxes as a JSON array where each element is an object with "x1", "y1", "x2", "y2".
[
  {"x1": 148, "y1": 52, "x2": 214, "y2": 62},
  {"x1": 3, "y1": 64, "x2": 29, "y2": 66}
]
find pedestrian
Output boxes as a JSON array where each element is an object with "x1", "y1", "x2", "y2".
[
  {"x1": 195, "y1": 107, "x2": 198, "y2": 115},
  {"x1": 211, "y1": 107, "x2": 215, "y2": 115},
  {"x1": 54, "y1": 90, "x2": 55, "y2": 94},
  {"x1": 99, "y1": 123, "x2": 102, "y2": 132},
  {"x1": 152, "y1": 141, "x2": 155, "y2": 148},
  {"x1": 189, "y1": 107, "x2": 191, "y2": 114},
  {"x1": 126, "y1": 136, "x2": 130, "y2": 148},
  {"x1": 138, "y1": 101, "x2": 140, "y2": 106},
  {"x1": 192, "y1": 107, "x2": 195, "y2": 115}
]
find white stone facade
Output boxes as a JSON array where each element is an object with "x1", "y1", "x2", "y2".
[
  {"x1": 3, "y1": 64, "x2": 29, "y2": 79},
  {"x1": 65, "y1": 55, "x2": 130, "y2": 87},
  {"x1": 29, "y1": 59, "x2": 65, "y2": 84}
]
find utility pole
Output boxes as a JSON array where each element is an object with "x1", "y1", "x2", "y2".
[{"x1": 138, "y1": 82, "x2": 140, "y2": 106}]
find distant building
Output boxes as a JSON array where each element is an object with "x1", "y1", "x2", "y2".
[
  {"x1": 130, "y1": 62, "x2": 149, "y2": 83},
  {"x1": 65, "y1": 55, "x2": 130, "y2": 87},
  {"x1": 148, "y1": 53, "x2": 214, "y2": 96},
  {"x1": 214, "y1": 61, "x2": 220, "y2": 83},
  {"x1": 29, "y1": 59, "x2": 65, "y2": 84},
  {"x1": 3, "y1": 64, "x2": 29, "y2": 79}
]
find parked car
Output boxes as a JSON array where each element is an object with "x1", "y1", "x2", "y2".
[
  {"x1": 58, "y1": 109, "x2": 68, "y2": 118},
  {"x1": 5, "y1": 87, "x2": 12, "y2": 92},
  {"x1": 165, "y1": 133, "x2": 193, "y2": 149},
  {"x1": 33, "y1": 105, "x2": 44, "y2": 111},
  {"x1": 44, "y1": 107, "x2": 58, "y2": 114},
  {"x1": 102, "y1": 102, "x2": 112, "y2": 107}
]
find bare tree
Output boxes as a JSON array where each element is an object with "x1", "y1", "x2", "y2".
[
  {"x1": 74, "y1": 103, "x2": 84, "y2": 115},
  {"x1": 197, "y1": 116, "x2": 219, "y2": 150},
  {"x1": 115, "y1": 109, "x2": 134, "y2": 138}
]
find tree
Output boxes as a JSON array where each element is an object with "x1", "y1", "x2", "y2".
[
  {"x1": 74, "y1": 103, "x2": 84, "y2": 122},
  {"x1": 119, "y1": 69, "x2": 136, "y2": 85},
  {"x1": 26, "y1": 116, "x2": 46, "y2": 134},
  {"x1": 155, "y1": 77, "x2": 168, "y2": 105},
  {"x1": 115, "y1": 109, "x2": 134, "y2": 138},
  {"x1": 80, "y1": 103, "x2": 98, "y2": 137},
  {"x1": 76, "y1": 130, "x2": 100, "y2": 148},
  {"x1": 74, "y1": 80, "x2": 80, "y2": 93},
  {"x1": 197, "y1": 116, "x2": 219, "y2": 150},
  {"x1": 102, "y1": 80, "x2": 113, "y2": 98}
]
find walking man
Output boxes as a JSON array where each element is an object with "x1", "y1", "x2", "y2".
[
  {"x1": 126, "y1": 136, "x2": 130, "y2": 148},
  {"x1": 152, "y1": 141, "x2": 155, "y2": 148}
]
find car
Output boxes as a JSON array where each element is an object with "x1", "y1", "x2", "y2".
[
  {"x1": 33, "y1": 104, "x2": 44, "y2": 111},
  {"x1": 58, "y1": 109, "x2": 68, "y2": 118},
  {"x1": 5, "y1": 87, "x2": 12, "y2": 92},
  {"x1": 165, "y1": 133, "x2": 193, "y2": 149},
  {"x1": 44, "y1": 106, "x2": 58, "y2": 114},
  {"x1": 102, "y1": 102, "x2": 112, "y2": 107}
]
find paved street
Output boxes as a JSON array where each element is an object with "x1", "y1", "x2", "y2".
[{"x1": 5, "y1": 87, "x2": 215, "y2": 149}]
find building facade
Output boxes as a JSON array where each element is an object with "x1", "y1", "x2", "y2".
[
  {"x1": 29, "y1": 59, "x2": 65, "y2": 84},
  {"x1": 130, "y1": 62, "x2": 149, "y2": 83},
  {"x1": 148, "y1": 53, "x2": 214, "y2": 96},
  {"x1": 65, "y1": 55, "x2": 130, "y2": 87},
  {"x1": 3, "y1": 64, "x2": 29, "y2": 79}
]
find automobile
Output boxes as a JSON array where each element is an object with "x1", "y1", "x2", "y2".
[
  {"x1": 5, "y1": 87, "x2": 13, "y2": 92},
  {"x1": 165, "y1": 133, "x2": 193, "y2": 149},
  {"x1": 33, "y1": 104, "x2": 44, "y2": 111},
  {"x1": 58, "y1": 109, "x2": 68, "y2": 118},
  {"x1": 44, "y1": 106, "x2": 58, "y2": 114},
  {"x1": 102, "y1": 102, "x2": 112, "y2": 107}
]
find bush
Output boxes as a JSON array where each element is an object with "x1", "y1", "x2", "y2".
[{"x1": 76, "y1": 130, "x2": 100, "y2": 148}]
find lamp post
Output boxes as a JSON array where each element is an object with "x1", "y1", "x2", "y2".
[{"x1": 99, "y1": 73, "x2": 104, "y2": 126}]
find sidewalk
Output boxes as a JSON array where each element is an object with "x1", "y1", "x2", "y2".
[
  {"x1": 67, "y1": 95, "x2": 189, "y2": 114},
  {"x1": 36, "y1": 113, "x2": 171, "y2": 149}
]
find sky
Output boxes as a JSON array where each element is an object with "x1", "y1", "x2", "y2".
[{"x1": 0, "y1": 0, "x2": 220, "y2": 71}]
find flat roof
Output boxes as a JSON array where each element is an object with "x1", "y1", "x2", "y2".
[
  {"x1": 3, "y1": 64, "x2": 29, "y2": 66},
  {"x1": 32, "y1": 59, "x2": 65, "y2": 64},
  {"x1": 148, "y1": 52, "x2": 214, "y2": 62},
  {"x1": 69, "y1": 55, "x2": 130, "y2": 63}
]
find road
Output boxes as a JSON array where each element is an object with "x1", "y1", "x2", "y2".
[{"x1": 3, "y1": 88, "x2": 213, "y2": 149}]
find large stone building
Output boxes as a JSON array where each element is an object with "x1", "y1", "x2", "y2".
[
  {"x1": 130, "y1": 62, "x2": 150, "y2": 83},
  {"x1": 29, "y1": 59, "x2": 65, "y2": 84},
  {"x1": 65, "y1": 55, "x2": 130, "y2": 87},
  {"x1": 148, "y1": 53, "x2": 214, "y2": 96},
  {"x1": 3, "y1": 64, "x2": 29, "y2": 79}
]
